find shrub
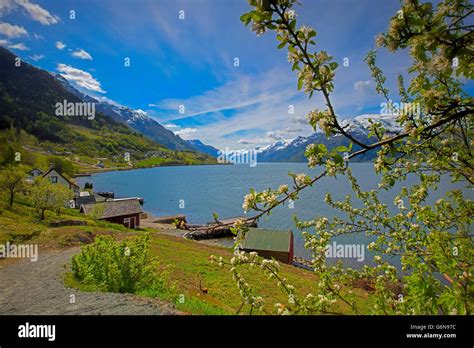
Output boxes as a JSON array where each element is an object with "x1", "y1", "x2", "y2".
[{"x1": 71, "y1": 234, "x2": 161, "y2": 293}]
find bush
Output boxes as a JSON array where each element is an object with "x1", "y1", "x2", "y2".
[{"x1": 71, "y1": 234, "x2": 161, "y2": 293}]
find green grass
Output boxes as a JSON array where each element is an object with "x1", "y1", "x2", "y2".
[
  {"x1": 1, "y1": 199, "x2": 374, "y2": 315},
  {"x1": 0, "y1": 198, "x2": 129, "y2": 248},
  {"x1": 147, "y1": 233, "x2": 374, "y2": 315}
]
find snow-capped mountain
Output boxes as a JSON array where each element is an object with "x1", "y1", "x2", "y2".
[
  {"x1": 54, "y1": 74, "x2": 215, "y2": 153},
  {"x1": 340, "y1": 114, "x2": 402, "y2": 135},
  {"x1": 257, "y1": 114, "x2": 401, "y2": 163},
  {"x1": 256, "y1": 140, "x2": 291, "y2": 154},
  {"x1": 185, "y1": 139, "x2": 220, "y2": 157}
]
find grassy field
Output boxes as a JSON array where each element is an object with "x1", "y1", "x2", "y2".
[{"x1": 1, "y1": 199, "x2": 374, "y2": 315}]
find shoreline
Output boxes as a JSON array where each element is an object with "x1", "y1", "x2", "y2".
[
  {"x1": 75, "y1": 161, "x2": 228, "y2": 177},
  {"x1": 140, "y1": 211, "x2": 235, "y2": 249},
  {"x1": 75, "y1": 162, "x2": 231, "y2": 178},
  {"x1": 75, "y1": 160, "x2": 374, "y2": 178}
]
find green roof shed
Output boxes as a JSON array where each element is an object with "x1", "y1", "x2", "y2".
[{"x1": 241, "y1": 228, "x2": 294, "y2": 264}]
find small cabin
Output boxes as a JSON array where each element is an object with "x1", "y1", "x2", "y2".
[
  {"x1": 241, "y1": 228, "x2": 294, "y2": 264},
  {"x1": 80, "y1": 198, "x2": 143, "y2": 229}
]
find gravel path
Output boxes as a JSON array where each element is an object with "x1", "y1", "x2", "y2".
[{"x1": 0, "y1": 248, "x2": 179, "y2": 315}]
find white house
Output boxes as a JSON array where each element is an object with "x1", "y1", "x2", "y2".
[{"x1": 42, "y1": 168, "x2": 80, "y2": 195}]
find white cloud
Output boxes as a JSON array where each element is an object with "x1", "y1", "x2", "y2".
[
  {"x1": 71, "y1": 48, "x2": 92, "y2": 60},
  {"x1": 0, "y1": 0, "x2": 59, "y2": 24},
  {"x1": 55, "y1": 41, "x2": 65, "y2": 50},
  {"x1": 8, "y1": 42, "x2": 28, "y2": 50},
  {"x1": 163, "y1": 123, "x2": 179, "y2": 129},
  {"x1": 266, "y1": 130, "x2": 286, "y2": 141},
  {"x1": 292, "y1": 114, "x2": 309, "y2": 125},
  {"x1": 0, "y1": 0, "x2": 16, "y2": 15},
  {"x1": 154, "y1": 69, "x2": 300, "y2": 121},
  {"x1": 29, "y1": 53, "x2": 43, "y2": 61},
  {"x1": 354, "y1": 80, "x2": 371, "y2": 92},
  {"x1": 174, "y1": 127, "x2": 198, "y2": 139},
  {"x1": 56, "y1": 63, "x2": 106, "y2": 94},
  {"x1": 238, "y1": 137, "x2": 269, "y2": 145},
  {"x1": 15, "y1": 0, "x2": 59, "y2": 25},
  {"x1": 284, "y1": 126, "x2": 302, "y2": 133},
  {"x1": 265, "y1": 127, "x2": 303, "y2": 142},
  {"x1": 0, "y1": 38, "x2": 9, "y2": 45},
  {"x1": 153, "y1": 69, "x2": 319, "y2": 149},
  {"x1": 0, "y1": 22, "x2": 27, "y2": 38}
]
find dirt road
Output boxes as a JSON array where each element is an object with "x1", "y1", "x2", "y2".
[{"x1": 0, "y1": 248, "x2": 179, "y2": 315}]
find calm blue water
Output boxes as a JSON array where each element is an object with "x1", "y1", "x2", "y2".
[{"x1": 77, "y1": 163, "x2": 469, "y2": 264}]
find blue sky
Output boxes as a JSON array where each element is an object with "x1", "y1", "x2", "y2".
[{"x1": 0, "y1": 0, "x2": 442, "y2": 149}]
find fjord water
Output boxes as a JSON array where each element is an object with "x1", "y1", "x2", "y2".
[{"x1": 78, "y1": 163, "x2": 468, "y2": 263}]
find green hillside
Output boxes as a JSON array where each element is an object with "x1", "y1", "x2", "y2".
[{"x1": 0, "y1": 47, "x2": 217, "y2": 173}]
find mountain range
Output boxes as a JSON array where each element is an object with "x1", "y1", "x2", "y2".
[
  {"x1": 51, "y1": 59, "x2": 400, "y2": 163},
  {"x1": 0, "y1": 47, "x2": 216, "y2": 166},
  {"x1": 54, "y1": 73, "x2": 220, "y2": 154},
  {"x1": 255, "y1": 114, "x2": 400, "y2": 163}
]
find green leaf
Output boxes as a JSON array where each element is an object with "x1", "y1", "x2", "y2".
[
  {"x1": 333, "y1": 153, "x2": 344, "y2": 166},
  {"x1": 240, "y1": 13, "x2": 252, "y2": 26},
  {"x1": 240, "y1": 13, "x2": 249, "y2": 22},
  {"x1": 252, "y1": 12, "x2": 262, "y2": 21},
  {"x1": 335, "y1": 145, "x2": 350, "y2": 153},
  {"x1": 317, "y1": 144, "x2": 328, "y2": 154}
]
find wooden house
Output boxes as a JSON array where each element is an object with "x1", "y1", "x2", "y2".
[{"x1": 80, "y1": 198, "x2": 143, "y2": 229}]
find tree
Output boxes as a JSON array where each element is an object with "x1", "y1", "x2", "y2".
[
  {"x1": 216, "y1": 0, "x2": 473, "y2": 315},
  {"x1": 30, "y1": 177, "x2": 72, "y2": 220},
  {"x1": 52, "y1": 183, "x2": 73, "y2": 217},
  {"x1": 0, "y1": 165, "x2": 27, "y2": 209},
  {"x1": 50, "y1": 157, "x2": 74, "y2": 177},
  {"x1": 2, "y1": 145, "x2": 16, "y2": 165}
]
